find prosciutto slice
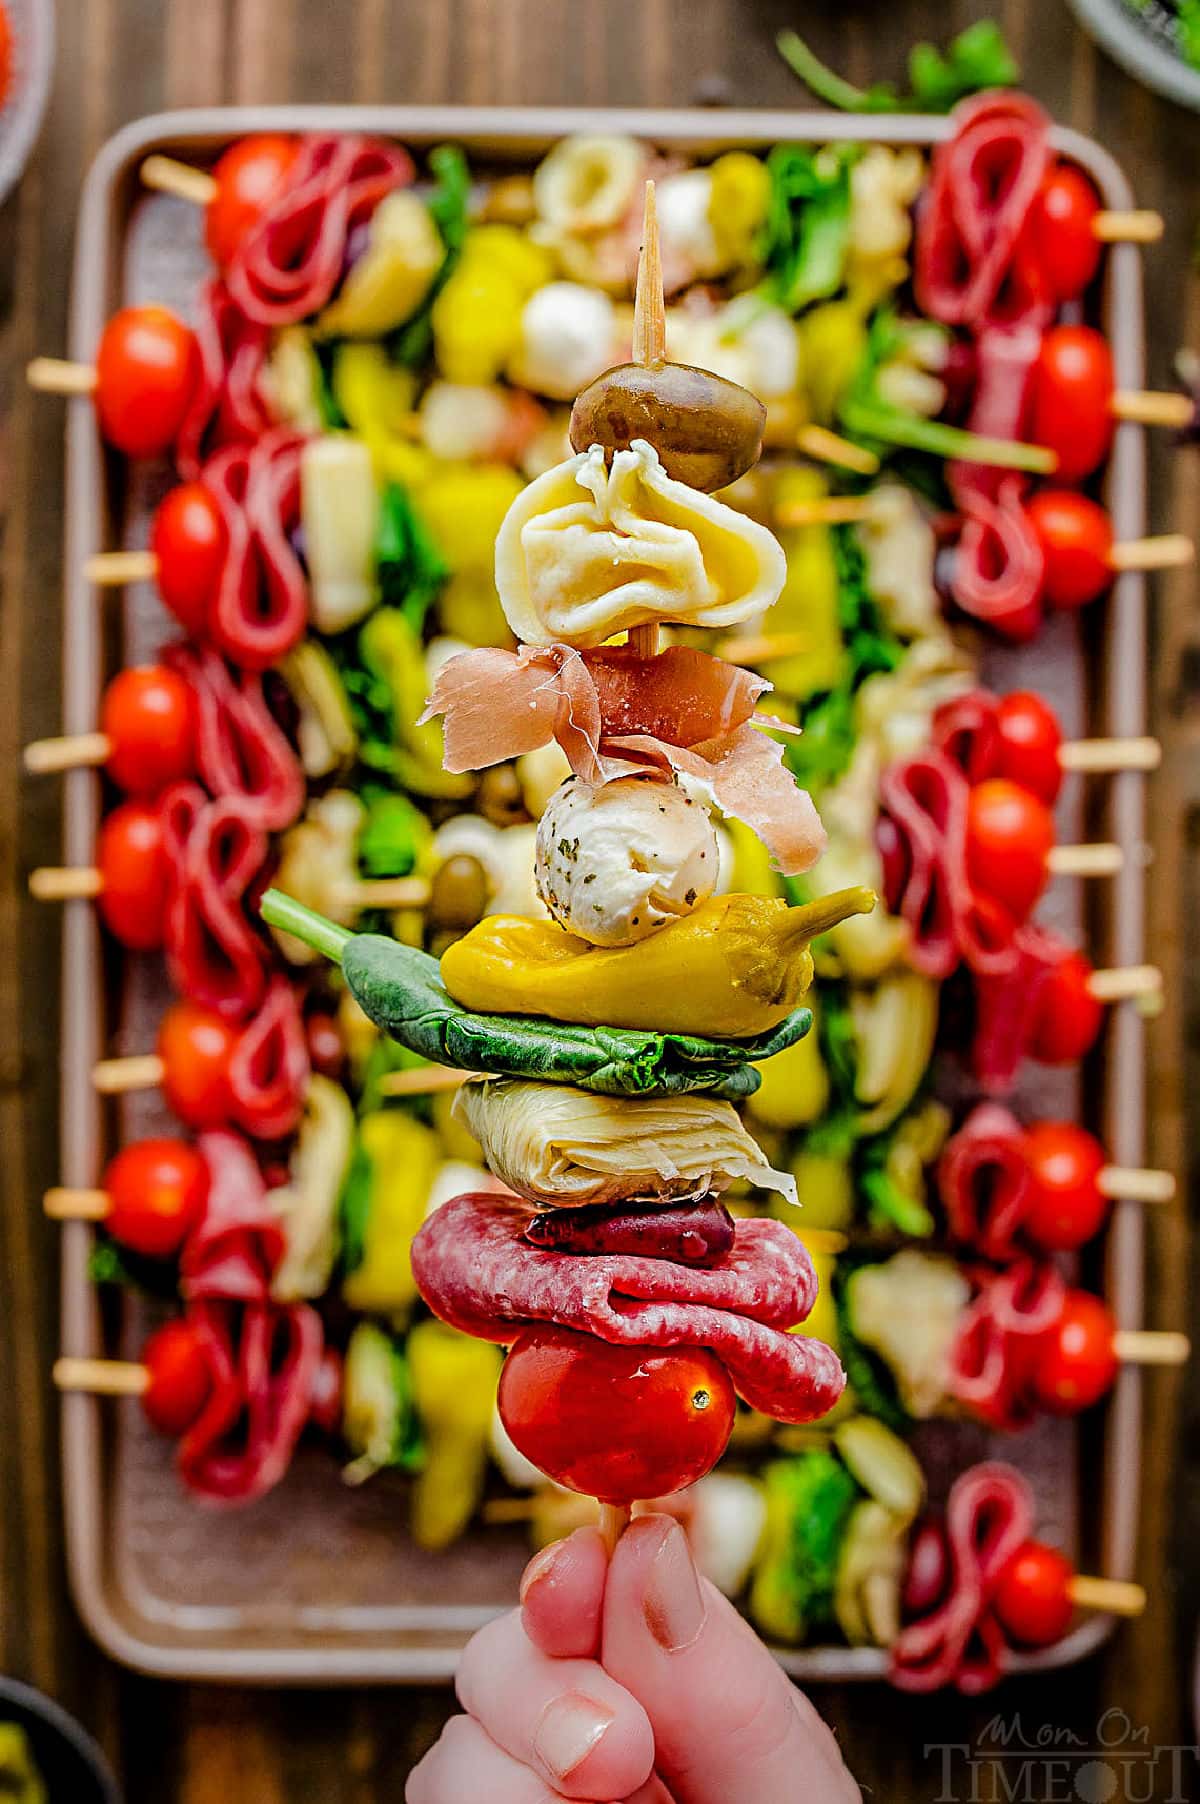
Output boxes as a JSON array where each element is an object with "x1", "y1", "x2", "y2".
[
  {"x1": 203, "y1": 428, "x2": 309, "y2": 672},
  {"x1": 160, "y1": 783, "x2": 270, "y2": 1022},
  {"x1": 177, "y1": 1298, "x2": 325, "y2": 1505},
  {"x1": 968, "y1": 922, "x2": 1068, "y2": 1091},
  {"x1": 891, "y1": 1462, "x2": 1034, "y2": 1693},
  {"x1": 162, "y1": 641, "x2": 305, "y2": 831},
  {"x1": 412, "y1": 1192, "x2": 845, "y2": 1424},
  {"x1": 226, "y1": 978, "x2": 310, "y2": 1141},
  {"x1": 227, "y1": 134, "x2": 415, "y2": 327},
  {"x1": 423, "y1": 642, "x2": 824, "y2": 875},
  {"x1": 915, "y1": 94, "x2": 1053, "y2": 334},
  {"x1": 947, "y1": 1260, "x2": 1066, "y2": 1431},
  {"x1": 938, "y1": 1104, "x2": 1032, "y2": 1262},
  {"x1": 181, "y1": 1130, "x2": 286, "y2": 1303},
  {"x1": 175, "y1": 279, "x2": 273, "y2": 480}
]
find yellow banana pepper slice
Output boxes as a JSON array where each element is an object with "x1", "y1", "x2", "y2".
[{"x1": 408, "y1": 1321, "x2": 503, "y2": 1551}]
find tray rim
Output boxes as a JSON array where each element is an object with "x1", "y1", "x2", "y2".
[{"x1": 56, "y1": 102, "x2": 1147, "y2": 1685}]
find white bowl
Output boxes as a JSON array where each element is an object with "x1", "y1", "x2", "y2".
[
  {"x1": 0, "y1": 0, "x2": 54, "y2": 205},
  {"x1": 1068, "y1": 0, "x2": 1200, "y2": 109}
]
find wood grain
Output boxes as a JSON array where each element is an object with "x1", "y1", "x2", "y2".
[{"x1": 1, "y1": 0, "x2": 1197, "y2": 1797}]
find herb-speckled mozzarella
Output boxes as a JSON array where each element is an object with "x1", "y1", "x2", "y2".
[{"x1": 534, "y1": 774, "x2": 718, "y2": 947}]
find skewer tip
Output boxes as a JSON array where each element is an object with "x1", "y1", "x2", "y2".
[{"x1": 632, "y1": 181, "x2": 666, "y2": 369}]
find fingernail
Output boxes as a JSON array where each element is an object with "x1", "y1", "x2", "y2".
[
  {"x1": 643, "y1": 1519, "x2": 707, "y2": 1651},
  {"x1": 519, "y1": 1540, "x2": 561, "y2": 1607},
  {"x1": 533, "y1": 1691, "x2": 614, "y2": 1781}
]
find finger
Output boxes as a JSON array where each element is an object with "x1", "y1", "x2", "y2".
[
  {"x1": 602, "y1": 1517, "x2": 861, "y2": 1804},
  {"x1": 521, "y1": 1527, "x2": 609, "y2": 1659},
  {"x1": 626, "y1": 1778, "x2": 678, "y2": 1804},
  {"x1": 406, "y1": 1715, "x2": 567, "y2": 1804},
  {"x1": 457, "y1": 1608, "x2": 655, "y2": 1800}
]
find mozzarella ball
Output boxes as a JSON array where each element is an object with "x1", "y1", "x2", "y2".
[
  {"x1": 535, "y1": 775, "x2": 719, "y2": 946},
  {"x1": 511, "y1": 282, "x2": 617, "y2": 400}
]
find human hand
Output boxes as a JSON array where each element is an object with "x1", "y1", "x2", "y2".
[{"x1": 407, "y1": 1514, "x2": 861, "y2": 1803}]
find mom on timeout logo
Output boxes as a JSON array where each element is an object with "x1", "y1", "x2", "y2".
[{"x1": 924, "y1": 1709, "x2": 1199, "y2": 1802}]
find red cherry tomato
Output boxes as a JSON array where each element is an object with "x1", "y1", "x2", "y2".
[
  {"x1": 1028, "y1": 951, "x2": 1104, "y2": 1066},
  {"x1": 965, "y1": 778, "x2": 1055, "y2": 921},
  {"x1": 498, "y1": 1326, "x2": 736, "y2": 1504},
  {"x1": 1030, "y1": 327, "x2": 1114, "y2": 485},
  {"x1": 95, "y1": 799, "x2": 170, "y2": 950},
  {"x1": 1033, "y1": 1288, "x2": 1118, "y2": 1414},
  {"x1": 0, "y1": 4, "x2": 12, "y2": 109},
  {"x1": 150, "y1": 482, "x2": 228, "y2": 636},
  {"x1": 305, "y1": 1011, "x2": 345, "y2": 1081},
  {"x1": 993, "y1": 1539, "x2": 1075, "y2": 1646},
  {"x1": 98, "y1": 665, "x2": 195, "y2": 794},
  {"x1": 103, "y1": 1137, "x2": 209, "y2": 1259},
  {"x1": 205, "y1": 135, "x2": 300, "y2": 269},
  {"x1": 1022, "y1": 1121, "x2": 1109, "y2": 1252},
  {"x1": 993, "y1": 692, "x2": 1064, "y2": 806},
  {"x1": 1024, "y1": 490, "x2": 1114, "y2": 612},
  {"x1": 1031, "y1": 165, "x2": 1102, "y2": 303},
  {"x1": 94, "y1": 306, "x2": 200, "y2": 460},
  {"x1": 141, "y1": 1318, "x2": 214, "y2": 1437},
  {"x1": 156, "y1": 1001, "x2": 237, "y2": 1130}
]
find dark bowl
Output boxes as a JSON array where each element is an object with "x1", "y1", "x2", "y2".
[{"x1": 0, "y1": 1678, "x2": 122, "y2": 1804}]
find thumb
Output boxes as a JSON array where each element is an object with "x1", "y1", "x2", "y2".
[{"x1": 602, "y1": 1516, "x2": 860, "y2": 1804}]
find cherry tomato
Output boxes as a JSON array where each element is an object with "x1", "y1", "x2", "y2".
[
  {"x1": 1031, "y1": 165, "x2": 1102, "y2": 303},
  {"x1": 1030, "y1": 327, "x2": 1114, "y2": 485},
  {"x1": 1033, "y1": 1289, "x2": 1118, "y2": 1414},
  {"x1": 1022, "y1": 1121, "x2": 1108, "y2": 1252},
  {"x1": 99, "y1": 665, "x2": 196, "y2": 794},
  {"x1": 993, "y1": 692, "x2": 1064, "y2": 806},
  {"x1": 150, "y1": 482, "x2": 228, "y2": 636},
  {"x1": 94, "y1": 307, "x2": 200, "y2": 460},
  {"x1": 993, "y1": 1539, "x2": 1075, "y2": 1646},
  {"x1": 305, "y1": 1011, "x2": 345, "y2": 1082},
  {"x1": 157, "y1": 1001, "x2": 237, "y2": 1130},
  {"x1": 205, "y1": 135, "x2": 300, "y2": 269},
  {"x1": 1028, "y1": 951, "x2": 1104, "y2": 1066},
  {"x1": 141, "y1": 1318, "x2": 213, "y2": 1437},
  {"x1": 103, "y1": 1137, "x2": 209, "y2": 1259},
  {"x1": 1024, "y1": 490, "x2": 1114, "y2": 612},
  {"x1": 95, "y1": 799, "x2": 170, "y2": 950},
  {"x1": 965, "y1": 778, "x2": 1055, "y2": 921},
  {"x1": 498, "y1": 1326, "x2": 736, "y2": 1504}
]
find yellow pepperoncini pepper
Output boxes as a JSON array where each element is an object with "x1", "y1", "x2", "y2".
[
  {"x1": 798, "y1": 299, "x2": 869, "y2": 427},
  {"x1": 759, "y1": 468, "x2": 846, "y2": 701},
  {"x1": 723, "y1": 816, "x2": 784, "y2": 901},
  {"x1": 787, "y1": 1148, "x2": 855, "y2": 1233},
  {"x1": 441, "y1": 888, "x2": 875, "y2": 1039},
  {"x1": 708, "y1": 151, "x2": 771, "y2": 274},
  {"x1": 341, "y1": 1110, "x2": 441, "y2": 1317},
  {"x1": 432, "y1": 226, "x2": 553, "y2": 386},
  {"x1": 407, "y1": 1320, "x2": 503, "y2": 1551},
  {"x1": 416, "y1": 461, "x2": 524, "y2": 645},
  {"x1": 747, "y1": 1017, "x2": 830, "y2": 1131},
  {"x1": 333, "y1": 343, "x2": 420, "y2": 444},
  {"x1": 358, "y1": 608, "x2": 474, "y2": 800}
]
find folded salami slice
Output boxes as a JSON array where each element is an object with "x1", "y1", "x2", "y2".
[
  {"x1": 938, "y1": 1103, "x2": 1032, "y2": 1262},
  {"x1": 177, "y1": 1298, "x2": 324, "y2": 1505},
  {"x1": 161, "y1": 783, "x2": 271, "y2": 1021},
  {"x1": 204, "y1": 428, "x2": 309, "y2": 672},
  {"x1": 967, "y1": 922, "x2": 1066, "y2": 1091},
  {"x1": 949, "y1": 478, "x2": 1045, "y2": 644},
  {"x1": 412, "y1": 1192, "x2": 845, "y2": 1424},
  {"x1": 227, "y1": 134, "x2": 415, "y2": 327},
  {"x1": 175, "y1": 279, "x2": 273, "y2": 480},
  {"x1": 163, "y1": 640, "x2": 305, "y2": 831},
  {"x1": 181, "y1": 1130, "x2": 286, "y2": 1302},
  {"x1": 891, "y1": 1462, "x2": 1034, "y2": 1694},
  {"x1": 931, "y1": 688, "x2": 1001, "y2": 784},
  {"x1": 226, "y1": 978, "x2": 310, "y2": 1142},
  {"x1": 947, "y1": 1260, "x2": 1065, "y2": 1432}
]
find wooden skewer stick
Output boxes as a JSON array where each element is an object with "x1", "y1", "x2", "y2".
[
  {"x1": 84, "y1": 549, "x2": 159, "y2": 586},
  {"x1": 1093, "y1": 209, "x2": 1162, "y2": 245},
  {"x1": 1110, "y1": 390, "x2": 1194, "y2": 429},
  {"x1": 1067, "y1": 1574, "x2": 1147, "y2": 1615},
  {"x1": 140, "y1": 154, "x2": 218, "y2": 207},
  {"x1": 379, "y1": 1065, "x2": 469, "y2": 1099},
  {"x1": 44, "y1": 1188, "x2": 110, "y2": 1223},
  {"x1": 27, "y1": 356, "x2": 97, "y2": 395},
  {"x1": 1045, "y1": 843, "x2": 1124, "y2": 878},
  {"x1": 598, "y1": 1502, "x2": 633, "y2": 1556},
  {"x1": 796, "y1": 424, "x2": 880, "y2": 476},
  {"x1": 777, "y1": 496, "x2": 872, "y2": 530},
  {"x1": 93, "y1": 1054, "x2": 166, "y2": 1095},
  {"x1": 29, "y1": 867, "x2": 103, "y2": 901},
  {"x1": 718, "y1": 632, "x2": 811, "y2": 666},
  {"x1": 1097, "y1": 1166, "x2": 1176, "y2": 1204},
  {"x1": 1086, "y1": 964, "x2": 1162, "y2": 1003},
  {"x1": 1108, "y1": 533, "x2": 1194, "y2": 573},
  {"x1": 54, "y1": 1356, "x2": 148, "y2": 1398},
  {"x1": 1112, "y1": 1329, "x2": 1190, "y2": 1365},
  {"x1": 331, "y1": 877, "x2": 432, "y2": 910},
  {"x1": 625, "y1": 179, "x2": 667, "y2": 666},
  {"x1": 24, "y1": 733, "x2": 111, "y2": 776},
  {"x1": 1058, "y1": 736, "x2": 1160, "y2": 775}
]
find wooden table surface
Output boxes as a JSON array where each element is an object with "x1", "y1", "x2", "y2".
[{"x1": 1, "y1": 1, "x2": 1198, "y2": 1797}]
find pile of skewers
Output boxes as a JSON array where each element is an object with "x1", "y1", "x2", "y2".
[{"x1": 27, "y1": 99, "x2": 1186, "y2": 1690}]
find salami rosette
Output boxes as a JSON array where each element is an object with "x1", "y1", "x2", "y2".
[
  {"x1": 162, "y1": 640, "x2": 304, "y2": 831},
  {"x1": 180, "y1": 1129, "x2": 286, "y2": 1303},
  {"x1": 161, "y1": 783, "x2": 270, "y2": 1021},
  {"x1": 175, "y1": 279, "x2": 273, "y2": 479}
]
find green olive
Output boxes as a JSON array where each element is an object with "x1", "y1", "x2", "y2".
[
  {"x1": 477, "y1": 763, "x2": 528, "y2": 828},
  {"x1": 427, "y1": 854, "x2": 489, "y2": 932},
  {"x1": 569, "y1": 360, "x2": 767, "y2": 492}
]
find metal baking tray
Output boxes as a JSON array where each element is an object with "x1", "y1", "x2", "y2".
[{"x1": 54, "y1": 105, "x2": 1149, "y2": 1682}]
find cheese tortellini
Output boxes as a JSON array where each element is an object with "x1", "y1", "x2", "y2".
[{"x1": 494, "y1": 439, "x2": 787, "y2": 648}]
